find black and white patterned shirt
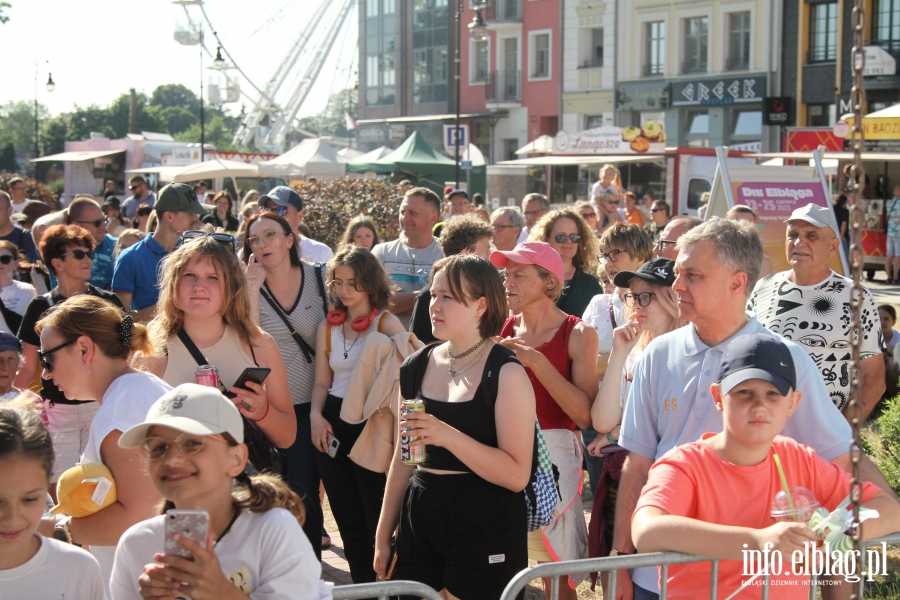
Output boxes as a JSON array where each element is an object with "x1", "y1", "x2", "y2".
[{"x1": 748, "y1": 270, "x2": 883, "y2": 410}]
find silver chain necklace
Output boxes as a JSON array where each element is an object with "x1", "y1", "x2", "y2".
[{"x1": 448, "y1": 338, "x2": 488, "y2": 376}]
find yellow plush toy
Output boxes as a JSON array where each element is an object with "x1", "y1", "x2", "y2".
[{"x1": 50, "y1": 463, "x2": 117, "y2": 518}]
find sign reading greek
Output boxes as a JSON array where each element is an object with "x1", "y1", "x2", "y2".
[{"x1": 671, "y1": 75, "x2": 767, "y2": 107}]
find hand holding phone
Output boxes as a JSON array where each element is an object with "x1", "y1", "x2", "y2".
[
  {"x1": 164, "y1": 509, "x2": 209, "y2": 560},
  {"x1": 224, "y1": 367, "x2": 271, "y2": 408},
  {"x1": 326, "y1": 432, "x2": 340, "y2": 458}
]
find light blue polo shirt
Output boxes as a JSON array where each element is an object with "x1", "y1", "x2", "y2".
[
  {"x1": 111, "y1": 234, "x2": 168, "y2": 310},
  {"x1": 621, "y1": 313, "x2": 852, "y2": 594}
]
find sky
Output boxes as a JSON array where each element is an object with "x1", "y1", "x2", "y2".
[{"x1": 0, "y1": 0, "x2": 358, "y2": 120}]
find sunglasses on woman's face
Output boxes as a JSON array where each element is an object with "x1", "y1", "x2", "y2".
[
  {"x1": 553, "y1": 233, "x2": 582, "y2": 244},
  {"x1": 61, "y1": 249, "x2": 95, "y2": 261},
  {"x1": 38, "y1": 339, "x2": 77, "y2": 372},
  {"x1": 0, "y1": 255, "x2": 15, "y2": 265}
]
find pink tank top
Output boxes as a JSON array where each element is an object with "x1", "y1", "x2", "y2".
[{"x1": 500, "y1": 314, "x2": 580, "y2": 431}]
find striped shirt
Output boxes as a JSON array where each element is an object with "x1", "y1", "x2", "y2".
[{"x1": 258, "y1": 263, "x2": 328, "y2": 405}]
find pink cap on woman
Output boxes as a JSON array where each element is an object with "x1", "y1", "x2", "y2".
[{"x1": 490, "y1": 241, "x2": 565, "y2": 282}]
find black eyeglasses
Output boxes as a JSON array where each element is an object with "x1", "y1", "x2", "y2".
[
  {"x1": 0, "y1": 255, "x2": 15, "y2": 265},
  {"x1": 598, "y1": 249, "x2": 628, "y2": 263},
  {"x1": 38, "y1": 339, "x2": 77, "y2": 372},
  {"x1": 176, "y1": 230, "x2": 235, "y2": 249},
  {"x1": 75, "y1": 218, "x2": 109, "y2": 228},
  {"x1": 623, "y1": 292, "x2": 657, "y2": 308},
  {"x1": 128, "y1": 184, "x2": 143, "y2": 191},
  {"x1": 262, "y1": 205, "x2": 289, "y2": 218},
  {"x1": 554, "y1": 233, "x2": 581, "y2": 244},
  {"x1": 655, "y1": 240, "x2": 677, "y2": 250},
  {"x1": 651, "y1": 208, "x2": 666, "y2": 213},
  {"x1": 61, "y1": 249, "x2": 94, "y2": 261},
  {"x1": 581, "y1": 212, "x2": 597, "y2": 220}
]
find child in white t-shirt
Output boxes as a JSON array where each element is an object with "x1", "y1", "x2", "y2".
[
  {"x1": 111, "y1": 384, "x2": 332, "y2": 600},
  {"x1": 0, "y1": 400, "x2": 104, "y2": 598}
]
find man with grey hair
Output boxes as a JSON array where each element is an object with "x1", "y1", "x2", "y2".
[
  {"x1": 520, "y1": 193, "x2": 550, "y2": 243},
  {"x1": 652, "y1": 215, "x2": 702, "y2": 260},
  {"x1": 748, "y1": 203, "x2": 884, "y2": 419},
  {"x1": 611, "y1": 217, "x2": 891, "y2": 600},
  {"x1": 490, "y1": 206, "x2": 525, "y2": 251}
]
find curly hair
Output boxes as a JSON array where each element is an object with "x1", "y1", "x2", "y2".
[
  {"x1": 337, "y1": 215, "x2": 381, "y2": 252},
  {"x1": 529, "y1": 208, "x2": 599, "y2": 274},
  {"x1": 327, "y1": 246, "x2": 393, "y2": 312},
  {"x1": 39, "y1": 224, "x2": 95, "y2": 276},
  {"x1": 150, "y1": 235, "x2": 263, "y2": 354},
  {"x1": 438, "y1": 214, "x2": 492, "y2": 256}
]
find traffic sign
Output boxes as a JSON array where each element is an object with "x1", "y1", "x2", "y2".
[
  {"x1": 461, "y1": 160, "x2": 473, "y2": 169},
  {"x1": 443, "y1": 124, "x2": 469, "y2": 156}
]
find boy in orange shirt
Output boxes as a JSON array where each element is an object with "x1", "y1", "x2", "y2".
[{"x1": 631, "y1": 333, "x2": 900, "y2": 599}]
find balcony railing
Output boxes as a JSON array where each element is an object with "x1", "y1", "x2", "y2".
[
  {"x1": 642, "y1": 63, "x2": 665, "y2": 77},
  {"x1": 807, "y1": 47, "x2": 837, "y2": 64},
  {"x1": 483, "y1": 0, "x2": 520, "y2": 22},
  {"x1": 486, "y1": 69, "x2": 521, "y2": 102},
  {"x1": 681, "y1": 59, "x2": 708, "y2": 74},
  {"x1": 868, "y1": 38, "x2": 900, "y2": 61}
]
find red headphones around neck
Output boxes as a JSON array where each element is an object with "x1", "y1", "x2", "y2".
[{"x1": 327, "y1": 306, "x2": 379, "y2": 332}]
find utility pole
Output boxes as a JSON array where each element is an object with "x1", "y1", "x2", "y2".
[{"x1": 129, "y1": 88, "x2": 137, "y2": 134}]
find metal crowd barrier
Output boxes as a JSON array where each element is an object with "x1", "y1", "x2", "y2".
[
  {"x1": 329, "y1": 533, "x2": 900, "y2": 600},
  {"x1": 331, "y1": 580, "x2": 444, "y2": 600},
  {"x1": 495, "y1": 532, "x2": 900, "y2": 600}
]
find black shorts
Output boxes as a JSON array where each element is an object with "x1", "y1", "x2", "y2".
[{"x1": 396, "y1": 470, "x2": 527, "y2": 600}]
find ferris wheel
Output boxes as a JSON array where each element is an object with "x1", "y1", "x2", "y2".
[{"x1": 172, "y1": 0, "x2": 357, "y2": 152}]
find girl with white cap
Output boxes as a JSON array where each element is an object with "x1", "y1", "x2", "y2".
[{"x1": 111, "y1": 383, "x2": 331, "y2": 600}]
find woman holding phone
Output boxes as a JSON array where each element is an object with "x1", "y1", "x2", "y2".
[
  {"x1": 309, "y1": 245, "x2": 404, "y2": 583},
  {"x1": 111, "y1": 384, "x2": 329, "y2": 600},
  {"x1": 134, "y1": 233, "x2": 295, "y2": 451}
]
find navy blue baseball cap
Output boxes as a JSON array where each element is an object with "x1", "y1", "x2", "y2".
[
  {"x1": 260, "y1": 186, "x2": 303, "y2": 211},
  {"x1": 719, "y1": 333, "x2": 796, "y2": 396},
  {"x1": 0, "y1": 332, "x2": 22, "y2": 353}
]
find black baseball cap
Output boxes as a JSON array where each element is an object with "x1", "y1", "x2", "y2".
[
  {"x1": 260, "y1": 186, "x2": 303, "y2": 211},
  {"x1": 613, "y1": 257, "x2": 676, "y2": 288},
  {"x1": 718, "y1": 333, "x2": 796, "y2": 396},
  {"x1": 447, "y1": 189, "x2": 469, "y2": 200}
]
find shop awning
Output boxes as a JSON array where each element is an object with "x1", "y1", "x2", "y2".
[
  {"x1": 499, "y1": 154, "x2": 665, "y2": 166},
  {"x1": 750, "y1": 151, "x2": 900, "y2": 162},
  {"x1": 357, "y1": 111, "x2": 509, "y2": 125},
  {"x1": 32, "y1": 149, "x2": 125, "y2": 162}
]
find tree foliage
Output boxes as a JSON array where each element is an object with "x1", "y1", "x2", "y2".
[
  {"x1": 295, "y1": 88, "x2": 358, "y2": 139},
  {"x1": 0, "y1": 2, "x2": 10, "y2": 25}
]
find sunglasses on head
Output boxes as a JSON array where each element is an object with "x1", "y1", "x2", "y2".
[
  {"x1": 0, "y1": 255, "x2": 15, "y2": 265},
  {"x1": 176, "y1": 230, "x2": 236, "y2": 250},
  {"x1": 262, "y1": 205, "x2": 289, "y2": 218},
  {"x1": 61, "y1": 249, "x2": 95, "y2": 261},
  {"x1": 554, "y1": 233, "x2": 581, "y2": 244},
  {"x1": 38, "y1": 339, "x2": 77, "y2": 372}
]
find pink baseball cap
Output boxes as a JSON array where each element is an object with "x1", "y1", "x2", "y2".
[{"x1": 490, "y1": 241, "x2": 565, "y2": 282}]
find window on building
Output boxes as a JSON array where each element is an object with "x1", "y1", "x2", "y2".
[
  {"x1": 683, "y1": 17, "x2": 709, "y2": 74},
  {"x1": 365, "y1": 0, "x2": 396, "y2": 106},
  {"x1": 874, "y1": 0, "x2": 900, "y2": 56},
  {"x1": 531, "y1": 32, "x2": 551, "y2": 79},
  {"x1": 578, "y1": 28, "x2": 604, "y2": 68},
  {"x1": 504, "y1": 138, "x2": 519, "y2": 161},
  {"x1": 471, "y1": 39, "x2": 489, "y2": 83},
  {"x1": 727, "y1": 12, "x2": 751, "y2": 70},
  {"x1": 732, "y1": 110, "x2": 763, "y2": 138},
  {"x1": 807, "y1": 103, "x2": 836, "y2": 126},
  {"x1": 585, "y1": 115, "x2": 605, "y2": 129},
  {"x1": 644, "y1": 21, "x2": 666, "y2": 76},
  {"x1": 809, "y1": 3, "x2": 838, "y2": 62},
  {"x1": 685, "y1": 111, "x2": 709, "y2": 147},
  {"x1": 412, "y1": 0, "x2": 449, "y2": 104}
]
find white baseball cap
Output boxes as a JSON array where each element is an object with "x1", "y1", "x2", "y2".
[
  {"x1": 118, "y1": 383, "x2": 244, "y2": 448},
  {"x1": 785, "y1": 203, "x2": 841, "y2": 240}
]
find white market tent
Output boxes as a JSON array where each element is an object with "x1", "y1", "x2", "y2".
[
  {"x1": 171, "y1": 158, "x2": 259, "y2": 182},
  {"x1": 258, "y1": 138, "x2": 346, "y2": 178},
  {"x1": 514, "y1": 135, "x2": 554, "y2": 155},
  {"x1": 353, "y1": 146, "x2": 393, "y2": 162},
  {"x1": 336, "y1": 147, "x2": 364, "y2": 160}
]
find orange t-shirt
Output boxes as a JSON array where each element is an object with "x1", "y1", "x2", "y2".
[
  {"x1": 634, "y1": 434, "x2": 880, "y2": 600},
  {"x1": 625, "y1": 208, "x2": 645, "y2": 227}
]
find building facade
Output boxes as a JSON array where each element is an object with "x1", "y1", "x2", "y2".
[
  {"x1": 781, "y1": 0, "x2": 900, "y2": 128},
  {"x1": 615, "y1": 0, "x2": 779, "y2": 151}
]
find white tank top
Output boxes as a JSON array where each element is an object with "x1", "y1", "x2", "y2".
[{"x1": 327, "y1": 311, "x2": 388, "y2": 398}]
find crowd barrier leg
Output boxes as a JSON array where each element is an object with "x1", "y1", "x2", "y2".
[{"x1": 330, "y1": 580, "x2": 444, "y2": 600}]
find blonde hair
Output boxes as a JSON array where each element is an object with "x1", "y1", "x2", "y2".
[
  {"x1": 36, "y1": 295, "x2": 155, "y2": 359},
  {"x1": 530, "y1": 208, "x2": 600, "y2": 273},
  {"x1": 635, "y1": 283, "x2": 687, "y2": 350},
  {"x1": 150, "y1": 236, "x2": 262, "y2": 354}
]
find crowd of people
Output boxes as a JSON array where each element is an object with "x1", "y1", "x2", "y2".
[{"x1": 0, "y1": 171, "x2": 898, "y2": 600}]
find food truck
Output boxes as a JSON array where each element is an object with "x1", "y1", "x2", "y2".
[{"x1": 494, "y1": 122, "x2": 755, "y2": 215}]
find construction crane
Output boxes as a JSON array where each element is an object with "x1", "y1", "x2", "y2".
[{"x1": 174, "y1": 0, "x2": 356, "y2": 152}]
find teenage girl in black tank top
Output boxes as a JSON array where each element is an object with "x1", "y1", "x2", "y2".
[{"x1": 373, "y1": 255, "x2": 536, "y2": 600}]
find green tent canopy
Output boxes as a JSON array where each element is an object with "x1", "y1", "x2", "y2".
[{"x1": 347, "y1": 131, "x2": 485, "y2": 197}]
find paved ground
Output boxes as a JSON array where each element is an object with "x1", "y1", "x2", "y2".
[
  {"x1": 321, "y1": 527, "x2": 354, "y2": 586},
  {"x1": 867, "y1": 273, "x2": 900, "y2": 308}
]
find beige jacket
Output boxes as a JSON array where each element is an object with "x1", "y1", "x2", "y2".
[{"x1": 340, "y1": 331, "x2": 423, "y2": 473}]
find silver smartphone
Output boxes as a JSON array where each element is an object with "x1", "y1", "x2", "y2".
[
  {"x1": 326, "y1": 432, "x2": 340, "y2": 458},
  {"x1": 164, "y1": 509, "x2": 209, "y2": 560}
]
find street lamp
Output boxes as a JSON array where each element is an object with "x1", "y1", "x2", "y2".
[
  {"x1": 454, "y1": 2, "x2": 491, "y2": 187},
  {"x1": 213, "y1": 46, "x2": 226, "y2": 69},
  {"x1": 34, "y1": 62, "x2": 55, "y2": 176},
  {"x1": 45, "y1": 73, "x2": 56, "y2": 93}
]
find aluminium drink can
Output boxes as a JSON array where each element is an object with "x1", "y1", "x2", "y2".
[
  {"x1": 195, "y1": 365, "x2": 220, "y2": 388},
  {"x1": 400, "y1": 399, "x2": 426, "y2": 464}
]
